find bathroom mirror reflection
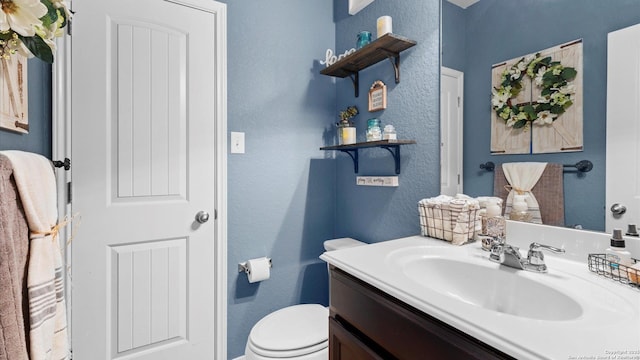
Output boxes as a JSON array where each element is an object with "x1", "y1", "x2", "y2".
[{"x1": 441, "y1": 0, "x2": 640, "y2": 232}]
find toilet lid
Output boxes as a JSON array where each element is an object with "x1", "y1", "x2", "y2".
[{"x1": 248, "y1": 304, "x2": 328, "y2": 356}]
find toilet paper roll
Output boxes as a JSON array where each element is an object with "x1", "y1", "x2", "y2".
[{"x1": 246, "y1": 257, "x2": 271, "y2": 283}]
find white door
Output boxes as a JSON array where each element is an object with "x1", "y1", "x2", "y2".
[
  {"x1": 606, "y1": 23, "x2": 640, "y2": 233},
  {"x1": 71, "y1": 1, "x2": 227, "y2": 359},
  {"x1": 441, "y1": 67, "x2": 464, "y2": 196}
]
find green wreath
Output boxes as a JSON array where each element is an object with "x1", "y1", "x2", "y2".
[{"x1": 492, "y1": 53, "x2": 577, "y2": 129}]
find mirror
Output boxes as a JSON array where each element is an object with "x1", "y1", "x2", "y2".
[{"x1": 441, "y1": 0, "x2": 640, "y2": 232}]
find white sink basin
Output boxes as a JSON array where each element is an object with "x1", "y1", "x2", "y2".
[
  {"x1": 321, "y1": 233, "x2": 640, "y2": 359},
  {"x1": 395, "y1": 254, "x2": 583, "y2": 320}
]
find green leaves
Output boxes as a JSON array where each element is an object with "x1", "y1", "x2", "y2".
[
  {"x1": 522, "y1": 104, "x2": 537, "y2": 120},
  {"x1": 19, "y1": 35, "x2": 53, "y2": 63},
  {"x1": 513, "y1": 119, "x2": 527, "y2": 129},
  {"x1": 561, "y1": 67, "x2": 577, "y2": 80},
  {"x1": 40, "y1": 0, "x2": 59, "y2": 27}
]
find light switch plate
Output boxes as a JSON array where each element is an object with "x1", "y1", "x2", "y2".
[{"x1": 230, "y1": 132, "x2": 245, "y2": 154}]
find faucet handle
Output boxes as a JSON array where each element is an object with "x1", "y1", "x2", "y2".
[{"x1": 527, "y1": 242, "x2": 565, "y2": 266}]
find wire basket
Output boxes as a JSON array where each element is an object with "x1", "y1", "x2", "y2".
[
  {"x1": 418, "y1": 202, "x2": 479, "y2": 243},
  {"x1": 587, "y1": 254, "x2": 640, "y2": 288}
]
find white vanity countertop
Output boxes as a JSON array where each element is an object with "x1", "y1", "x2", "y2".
[{"x1": 321, "y1": 234, "x2": 640, "y2": 360}]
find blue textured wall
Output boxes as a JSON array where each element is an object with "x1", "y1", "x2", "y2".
[
  {"x1": 333, "y1": 0, "x2": 441, "y2": 242},
  {"x1": 441, "y1": 1, "x2": 465, "y2": 72},
  {"x1": 0, "y1": 60, "x2": 52, "y2": 157},
  {"x1": 221, "y1": 0, "x2": 336, "y2": 358},
  {"x1": 446, "y1": 0, "x2": 640, "y2": 231}
]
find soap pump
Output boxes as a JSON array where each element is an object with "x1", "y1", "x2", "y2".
[
  {"x1": 605, "y1": 229, "x2": 632, "y2": 273},
  {"x1": 510, "y1": 194, "x2": 533, "y2": 222},
  {"x1": 483, "y1": 199, "x2": 505, "y2": 250}
]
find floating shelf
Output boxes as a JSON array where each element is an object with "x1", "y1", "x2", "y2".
[
  {"x1": 320, "y1": 140, "x2": 416, "y2": 174},
  {"x1": 320, "y1": 33, "x2": 417, "y2": 97}
]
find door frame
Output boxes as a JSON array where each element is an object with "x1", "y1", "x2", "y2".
[
  {"x1": 53, "y1": 1, "x2": 228, "y2": 357},
  {"x1": 440, "y1": 66, "x2": 464, "y2": 195},
  {"x1": 52, "y1": 19, "x2": 73, "y2": 351}
]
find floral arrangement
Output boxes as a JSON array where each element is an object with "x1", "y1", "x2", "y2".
[
  {"x1": 0, "y1": 0, "x2": 71, "y2": 63},
  {"x1": 337, "y1": 105, "x2": 358, "y2": 127},
  {"x1": 492, "y1": 53, "x2": 577, "y2": 129}
]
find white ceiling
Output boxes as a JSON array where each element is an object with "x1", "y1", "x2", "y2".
[{"x1": 446, "y1": 0, "x2": 479, "y2": 9}]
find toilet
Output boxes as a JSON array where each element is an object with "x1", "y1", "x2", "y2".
[{"x1": 244, "y1": 238, "x2": 366, "y2": 360}]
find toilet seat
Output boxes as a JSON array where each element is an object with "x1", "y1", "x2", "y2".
[{"x1": 247, "y1": 304, "x2": 328, "y2": 358}]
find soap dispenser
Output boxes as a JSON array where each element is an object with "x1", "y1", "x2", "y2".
[
  {"x1": 510, "y1": 194, "x2": 533, "y2": 222},
  {"x1": 483, "y1": 199, "x2": 506, "y2": 250},
  {"x1": 605, "y1": 229, "x2": 632, "y2": 274}
]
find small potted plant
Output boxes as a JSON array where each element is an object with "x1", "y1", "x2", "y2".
[{"x1": 336, "y1": 106, "x2": 358, "y2": 145}]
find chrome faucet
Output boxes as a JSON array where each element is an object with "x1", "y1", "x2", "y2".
[{"x1": 489, "y1": 242, "x2": 565, "y2": 273}]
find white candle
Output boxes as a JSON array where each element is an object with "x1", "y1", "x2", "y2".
[{"x1": 377, "y1": 16, "x2": 392, "y2": 38}]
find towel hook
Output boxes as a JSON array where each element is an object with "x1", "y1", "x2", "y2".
[{"x1": 52, "y1": 158, "x2": 71, "y2": 171}]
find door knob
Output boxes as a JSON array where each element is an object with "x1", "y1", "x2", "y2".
[
  {"x1": 610, "y1": 203, "x2": 627, "y2": 216},
  {"x1": 195, "y1": 211, "x2": 210, "y2": 224}
]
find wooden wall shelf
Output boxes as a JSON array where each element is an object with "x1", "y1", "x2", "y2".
[
  {"x1": 320, "y1": 140, "x2": 416, "y2": 174},
  {"x1": 320, "y1": 33, "x2": 417, "y2": 97}
]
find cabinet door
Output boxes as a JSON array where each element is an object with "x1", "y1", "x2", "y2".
[{"x1": 329, "y1": 318, "x2": 384, "y2": 360}]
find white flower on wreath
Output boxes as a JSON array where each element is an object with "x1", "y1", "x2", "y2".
[
  {"x1": 559, "y1": 83, "x2": 576, "y2": 95},
  {"x1": 0, "y1": 0, "x2": 47, "y2": 37},
  {"x1": 537, "y1": 94, "x2": 550, "y2": 104},
  {"x1": 534, "y1": 66, "x2": 547, "y2": 86},
  {"x1": 0, "y1": 0, "x2": 70, "y2": 63},
  {"x1": 492, "y1": 86, "x2": 511, "y2": 108},
  {"x1": 509, "y1": 60, "x2": 527, "y2": 80},
  {"x1": 533, "y1": 110, "x2": 557, "y2": 126}
]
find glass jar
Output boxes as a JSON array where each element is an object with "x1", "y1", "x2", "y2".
[
  {"x1": 336, "y1": 121, "x2": 348, "y2": 145},
  {"x1": 366, "y1": 118, "x2": 382, "y2": 141},
  {"x1": 357, "y1": 31, "x2": 372, "y2": 49},
  {"x1": 383, "y1": 124, "x2": 396, "y2": 140},
  {"x1": 510, "y1": 194, "x2": 533, "y2": 222}
]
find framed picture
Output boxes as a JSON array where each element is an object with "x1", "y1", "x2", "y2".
[
  {"x1": 490, "y1": 39, "x2": 582, "y2": 154},
  {"x1": 0, "y1": 54, "x2": 28, "y2": 133},
  {"x1": 368, "y1": 80, "x2": 387, "y2": 112},
  {"x1": 348, "y1": 0, "x2": 374, "y2": 15}
]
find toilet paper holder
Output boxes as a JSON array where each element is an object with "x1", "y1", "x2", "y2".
[{"x1": 238, "y1": 258, "x2": 272, "y2": 274}]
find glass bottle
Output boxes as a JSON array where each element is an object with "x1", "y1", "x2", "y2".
[
  {"x1": 366, "y1": 118, "x2": 382, "y2": 141},
  {"x1": 357, "y1": 31, "x2": 372, "y2": 49}
]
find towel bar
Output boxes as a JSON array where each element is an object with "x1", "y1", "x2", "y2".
[{"x1": 479, "y1": 160, "x2": 592, "y2": 173}]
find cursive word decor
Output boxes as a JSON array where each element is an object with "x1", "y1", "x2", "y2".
[{"x1": 320, "y1": 48, "x2": 356, "y2": 67}]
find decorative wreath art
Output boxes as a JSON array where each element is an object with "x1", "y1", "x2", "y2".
[{"x1": 492, "y1": 53, "x2": 577, "y2": 129}]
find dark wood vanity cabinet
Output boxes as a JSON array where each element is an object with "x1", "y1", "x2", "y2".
[{"x1": 328, "y1": 266, "x2": 515, "y2": 360}]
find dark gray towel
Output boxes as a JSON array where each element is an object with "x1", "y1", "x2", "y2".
[{"x1": 493, "y1": 163, "x2": 565, "y2": 226}]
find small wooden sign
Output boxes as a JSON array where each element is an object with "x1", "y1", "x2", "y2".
[
  {"x1": 0, "y1": 55, "x2": 28, "y2": 134},
  {"x1": 368, "y1": 80, "x2": 387, "y2": 112}
]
